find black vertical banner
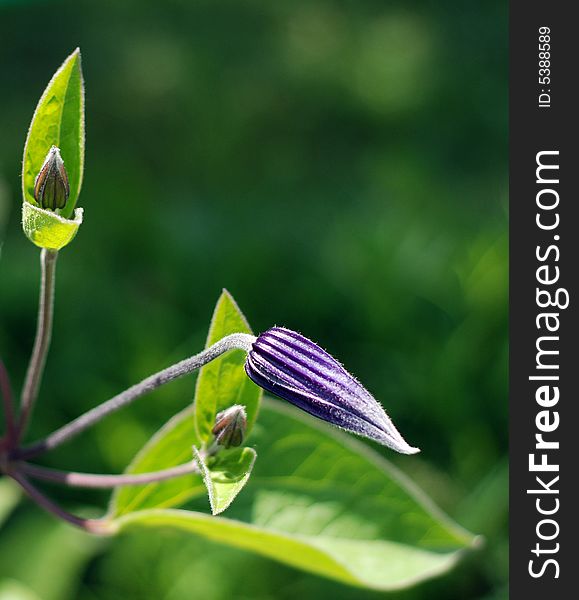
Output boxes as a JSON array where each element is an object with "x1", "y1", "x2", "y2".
[{"x1": 510, "y1": 2, "x2": 579, "y2": 597}]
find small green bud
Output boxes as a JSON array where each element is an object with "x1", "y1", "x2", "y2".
[
  {"x1": 33, "y1": 146, "x2": 70, "y2": 211},
  {"x1": 212, "y1": 405, "x2": 247, "y2": 449}
]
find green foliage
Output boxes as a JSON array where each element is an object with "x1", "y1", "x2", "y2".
[
  {"x1": 111, "y1": 399, "x2": 476, "y2": 590},
  {"x1": 107, "y1": 290, "x2": 475, "y2": 588},
  {"x1": 0, "y1": 2, "x2": 507, "y2": 597},
  {"x1": 21, "y1": 203, "x2": 83, "y2": 251},
  {"x1": 20, "y1": 49, "x2": 84, "y2": 249},
  {"x1": 112, "y1": 291, "x2": 259, "y2": 518},
  {"x1": 22, "y1": 49, "x2": 84, "y2": 218},
  {"x1": 193, "y1": 445, "x2": 256, "y2": 515},
  {"x1": 194, "y1": 290, "x2": 261, "y2": 444},
  {"x1": 110, "y1": 406, "x2": 205, "y2": 517}
]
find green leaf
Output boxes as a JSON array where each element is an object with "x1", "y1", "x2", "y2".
[
  {"x1": 22, "y1": 48, "x2": 85, "y2": 219},
  {"x1": 193, "y1": 290, "x2": 261, "y2": 444},
  {"x1": 109, "y1": 406, "x2": 206, "y2": 517},
  {"x1": 193, "y1": 446, "x2": 257, "y2": 515},
  {"x1": 21, "y1": 203, "x2": 83, "y2": 251},
  {"x1": 112, "y1": 399, "x2": 479, "y2": 590}
]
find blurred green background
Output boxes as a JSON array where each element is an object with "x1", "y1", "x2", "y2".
[{"x1": 0, "y1": 0, "x2": 507, "y2": 598}]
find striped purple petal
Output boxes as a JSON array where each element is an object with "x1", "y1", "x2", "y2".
[{"x1": 244, "y1": 327, "x2": 419, "y2": 454}]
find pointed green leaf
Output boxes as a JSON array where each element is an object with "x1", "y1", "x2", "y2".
[
  {"x1": 22, "y1": 48, "x2": 85, "y2": 219},
  {"x1": 193, "y1": 446, "x2": 257, "y2": 515},
  {"x1": 193, "y1": 290, "x2": 261, "y2": 444},
  {"x1": 109, "y1": 406, "x2": 206, "y2": 517},
  {"x1": 116, "y1": 509, "x2": 469, "y2": 591},
  {"x1": 21, "y1": 203, "x2": 83, "y2": 251},
  {"x1": 112, "y1": 399, "x2": 479, "y2": 590}
]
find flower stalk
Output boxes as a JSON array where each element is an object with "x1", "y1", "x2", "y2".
[
  {"x1": 4, "y1": 316, "x2": 420, "y2": 536},
  {"x1": 17, "y1": 248, "x2": 58, "y2": 443},
  {"x1": 0, "y1": 359, "x2": 16, "y2": 450},
  {"x1": 7, "y1": 468, "x2": 110, "y2": 535},
  {"x1": 14, "y1": 333, "x2": 256, "y2": 460},
  {"x1": 16, "y1": 461, "x2": 200, "y2": 489}
]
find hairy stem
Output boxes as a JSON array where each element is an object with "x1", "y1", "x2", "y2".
[
  {"x1": 0, "y1": 359, "x2": 16, "y2": 449},
  {"x1": 15, "y1": 332, "x2": 256, "y2": 460},
  {"x1": 7, "y1": 469, "x2": 111, "y2": 534},
  {"x1": 18, "y1": 461, "x2": 201, "y2": 488},
  {"x1": 17, "y1": 249, "x2": 58, "y2": 441}
]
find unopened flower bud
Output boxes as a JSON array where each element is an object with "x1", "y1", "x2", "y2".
[
  {"x1": 245, "y1": 327, "x2": 419, "y2": 454},
  {"x1": 212, "y1": 405, "x2": 247, "y2": 448},
  {"x1": 33, "y1": 146, "x2": 70, "y2": 211}
]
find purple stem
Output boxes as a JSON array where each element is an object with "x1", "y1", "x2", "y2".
[
  {"x1": 0, "y1": 359, "x2": 16, "y2": 449},
  {"x1": 17, "y1": 249, "x2": 58, "y2": 442},
  {"x1": 7, "y1": 468, "x2": 111, "y2": 535},
  {"x1": 14, "y1": 333, "x2": 255, "y2": 461},
  {"x1": 18, "y1": 461, "x2": 200, "y2": 488}
]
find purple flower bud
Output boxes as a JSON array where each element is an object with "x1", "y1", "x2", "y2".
[
  {"x1": 212, "y1": 405, "x2": 247, "y2": 448},
  {"x1": 245, "y1": 327, "x2": 419, "y2": 454}
]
